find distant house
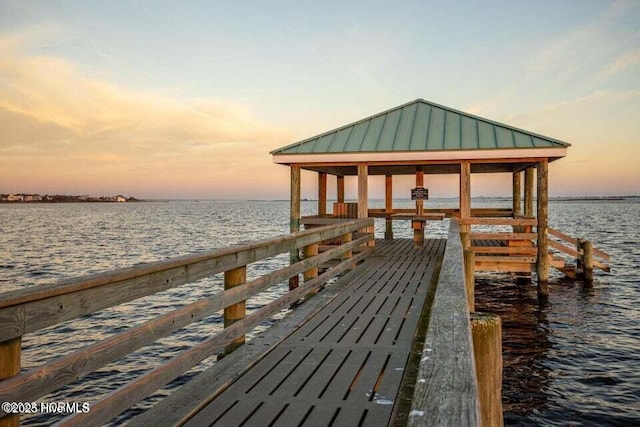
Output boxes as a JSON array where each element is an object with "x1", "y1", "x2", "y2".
[
  {"x1": 24, "y1": 194, "x2": 42, "y2": 202},
  {"x1": 116, "y1": 195, "x2": 127, "y2": 202},
  {"x1": 7, "y1": 194, "x2": 24, "y2": 202}
]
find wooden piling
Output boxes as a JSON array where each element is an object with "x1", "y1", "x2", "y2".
[
  {"x1": 224, "y1": 266, "x2": 246, "y2": 354},
  {"x1": 576, "y1": 238, "x2": 584, "y2": 278},
  {"x1": 583, "y1": 240, "x2": 594, "y2": 283},
  {"x1": 471, "y1": 312, "x2": 503, "y2": 427},
  {"x1": 0, "y1": 337, "x2": 20, "y2": 427},
  {"x1": 464, "y1": 249, "x2": 475, "y2": 312},
  {"x1": 289, "y1": 166, "x2": 301, "y2": 290},
  {"x1": 414, "y1": 167, "x2": 425, "y2": 246},
  {"x1": 536, "y1": 160, "x2": 549, "y2": 298}
]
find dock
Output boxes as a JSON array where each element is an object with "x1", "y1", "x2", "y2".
[{"x1": 0, "y1": 98, "x2": 611, "y2": 426}]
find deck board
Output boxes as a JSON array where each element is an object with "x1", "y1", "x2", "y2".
[{"x1": 184, "y1": 238, "x2": 445, "y2": 427}]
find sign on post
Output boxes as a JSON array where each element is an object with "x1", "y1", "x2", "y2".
[{"x1": 411, "y1": 187, "x2": 429, "y2": 200}]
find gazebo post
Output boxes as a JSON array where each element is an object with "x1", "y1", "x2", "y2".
[
  {"x1": 512, "y1": 172, "x2": 522, "y2": 217},
  {"x1": 318, "y1": 172, "x2": 327, "y2": 216},
  {"x1": 289, "y1": 165, "x2": 301, "y2": 290},
  {"x1": 413, "y1": 166, "x2": 425, "y2": 247},
  {"x1": 536, "y1": 160, "x2": 549, "y2": 299},
  {"x1": 460, "y1": 161, "x2": 471, "y2": 233},
  {"x1": 337, "y1": 175, "x2": 345, "y2": 203},
  {"x1": 524, "y1": 167, "x2": 534, "y2": 217},
  {"x1": 385, "y1": 174, "x2": 393, "y2": 239},
  {"x1": 358, "y1": 163, "x2": 373, "y2": 246}
]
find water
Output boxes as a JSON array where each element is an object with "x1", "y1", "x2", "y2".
[{"x1": 1, "y1": 199, "x2": 639, "y2": 425}]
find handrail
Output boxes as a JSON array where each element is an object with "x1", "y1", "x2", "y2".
[
  {"x1": 459, "y1": 217, "x2": 537, "y2": 226},
  {"x1": 0, "y1": 218, "x2": 375, "y2": 424},
  {"x1": 0, "y1": 219, "x2": 372, "y2": 342},
  {"x1": 409, "y1": 219, "x2": 480, "y2": 426},
  {"x1": 548, "y1": 227, "x2": 610, "y2": 261}
]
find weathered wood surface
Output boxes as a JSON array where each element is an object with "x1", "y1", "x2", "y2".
[
  {"x1": 471, "y1": 313, "x2": 503, "y2": 427},
  {"x1": 0, "y1": 235, "x2": 372, "y2": 409},
  {"x1": 183, "y1": 239, "x2": 445, "y2": 427},
  {"x1": 409, "y1": 219, "x2": 480, "y2": 426},
  {"x1": 58, "y1": 247, "x2": 374, "y2": 427},
  {"x1": 129, "y1": 257, "x2": 377, "y2": 427},
  {"x1": 0, "y1": 219, "x2": 372, "y2": 343},
  {"x1": 537, "y1": 160, "x2": 549, "y2": 287},
  {"x1": 224, "y1": 266, "x2": 247, "y2": 353},
  {"x1": 318, "y1": 172, "x2": 327, "y2": 216},
  {"x1": 470, "y1": 246, "x2": 537, "y2": 255},
  {"x1": 470, "y1": 232, "x2": 537, "y2": 241},
  {"x1": 459, "y1": 218, "x2": 537, "y2": 226},
  {"x1": 524, "y1": 167, "x2": 534, "y2": 217},
  {"x1": 512, "y1": 172, "x2": 521, "y2": 217},
  {"x1": 0, "y1": 337, "x2": 20, "y2": 427}
]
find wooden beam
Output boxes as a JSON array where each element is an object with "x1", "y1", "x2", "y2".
[
  {"x1": 464, "y1": 250, "x2": 475, "y2": 312},
  {"x1": 459, "y1": 218, "x2": 537, "y2": 226},
  {"x1": 317, "y1": 172, "x2": 327, "y2": 216},
  {"x1": 537, "y1": 160, "x2": 549, "y2": 296},
  {"x1": 524, "y1": 167, "x2": 534, "y2": 217},
  {"x1": 470, "y1": 246, "x2": 537, "y2": 255},
  {"x1": 470, "y1": 232, "x2": 537, "y2": 241},
  {"x1": 336, "y1": 175, "x2": 345, "y2": 203}
]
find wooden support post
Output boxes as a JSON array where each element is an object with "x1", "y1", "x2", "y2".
[
  {"x1": 318, "y1": 172, "x2": 327, "y2": 216},
  {"x1": 576, "y1": 238, "x2": 584, "y2": 278},
  {"x1": 0, "y1": 337, "x2": 21, "y2": 427},
  {"x1": 536, "y1": 160, "x2": 549, "y2": 299},
  {"x1": 512, "y1": 171, "x2": 522, "y2": 218},
  {"x1": 224, "y1": 266, "x2": 246, "y2": 354},
  {"x1": 385, "y1": 174, "x2": 393, "y2": 240},
  {"x1": 460, "y1": 162, "x2": 471, "y2": 233},
  {"x1": 583, "y1": 240, "x2": 594, "y2": 283},
  {"x1": 512, "y1": 172, "x2": 522, "y2": 234},
  {"x1": 337, "y1": 175, "x2": 345, "y2": 203},
  {"x1": 464, "y1": 249, "x2": 475, "y2": 312},
  {"x1": 358, "y1": 164, "x2": 374, "y2": 246},
  {"x1": 289, "y1": 166, "x2": 301, "y2": 290},
  {"x1": 460, "y1": 231, "x2": 470, "y2": 250},
  {"x1": 471, "y1": 313, "x2": 503, "y2": 427},
  {"x1": 414, "y1": 167, "x2": 425, "y2": 247},
  {"x1": 524, "y1": 167, "x2": 534, "y2": 218},
  {"x1": 303, "y1": 243, "x2": 319, "y2": 298}
]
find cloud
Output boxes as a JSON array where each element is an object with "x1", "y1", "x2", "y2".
[
  {"x1": 600, "y1": 48, "x2": 640, "y2": 78},
  {"x1": 0, "y1": 31, "x2": 292, "y2": 198}
]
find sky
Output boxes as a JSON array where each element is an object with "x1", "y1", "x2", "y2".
[{"x1": 1, "y1": 0, "x2": 639, "y2": 199}]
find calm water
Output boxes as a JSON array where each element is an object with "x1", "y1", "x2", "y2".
[{"x1": 1, "y1": 199, "x2": 639, "y2": 425}]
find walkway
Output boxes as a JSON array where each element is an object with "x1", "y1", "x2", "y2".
[{"x1": 186, "y1": 238, "x2": 445, "y2": 427}]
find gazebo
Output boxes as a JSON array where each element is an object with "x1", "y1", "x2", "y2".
[{"x1": 271, "y1": 98, "x2": 570, "y2": 292}]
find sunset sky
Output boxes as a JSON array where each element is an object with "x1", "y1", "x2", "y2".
[{"x1": 1, "y1": 1, "x2": 638, "y2": 199}]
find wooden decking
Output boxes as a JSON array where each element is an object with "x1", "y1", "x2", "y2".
[{"x1": 184, "y1": 238, "x2": 445, "y2": 427}]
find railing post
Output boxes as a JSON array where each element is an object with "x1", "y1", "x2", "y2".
[
  {"x1": 303, "y1": 243, "x2": 319, "y2": 298},
  {"x1": 342, "y1": 232, "x2": 352, "y2": 263},
  {"x1": 471, "y1": 313, "x2": 503, "y2": 427},
  {"x1": 224, "y1": 266, "x2": 246, "y2": 354},
  {"x1": 464, "y1": 249, "x2": 475, "y2": 312},
  {"x1": 583, "y1": 240, "x2": 594, "y2": 283},
  {"x1": 576, "y1": 238, "x2": 584, "y2": 279},
  {"x1": 0, "y1": 337, "x2": 21, "y2": 427}
]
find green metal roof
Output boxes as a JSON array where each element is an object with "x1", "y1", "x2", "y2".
[{"x1": 271, "y1": 99, "x2": 570, "y2": 155}]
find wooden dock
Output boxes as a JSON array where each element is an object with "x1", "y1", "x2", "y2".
[
  {"x1": 0, "y1": 219, "x2": 483, "y2": 427},
  {"x1": 180, "y1": 239, "x2": 444, "y2": 426}
]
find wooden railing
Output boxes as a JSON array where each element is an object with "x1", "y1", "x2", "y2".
[
  {"x1": 548, "y1": 227, "x2": 610, "y2": 277},
  {"x1": 409, "y1": 218, "x2": 480, "y2": 426},
  {"x1": 0, "y1": 219, "x2": 374, "y2": 426},
  {"x1": 460, "y1": 217, "x2": 538, "y2": 273}
]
